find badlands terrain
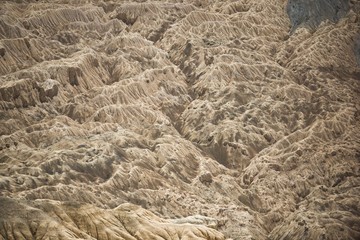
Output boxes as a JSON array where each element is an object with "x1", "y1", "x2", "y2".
[{"x1": 0, "y1": 0, "x2": 360, "y2": 239}]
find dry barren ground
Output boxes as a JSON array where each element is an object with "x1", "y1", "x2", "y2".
[{"x1": 0, "y1": 0, "x2": 360, "y2": 239}]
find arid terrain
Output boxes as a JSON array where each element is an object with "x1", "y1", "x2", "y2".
[{"x1": 0, "y1": 0, "x2": 359, "y2": 239}]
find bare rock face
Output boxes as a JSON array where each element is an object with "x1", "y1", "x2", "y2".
[
  {"x1": 0, "y1": 198, "x2": 225, "y2": 240},
  {"x1": 287, "y1": 0, "x2": 350, "y2": 33},
  {"x1": 0, "y1": 0, "x2": 359, "y2": 239}
]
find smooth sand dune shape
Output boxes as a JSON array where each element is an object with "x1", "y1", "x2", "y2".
[{"x1": 0, "y1": 0, "x2": 359, "y2": 239}]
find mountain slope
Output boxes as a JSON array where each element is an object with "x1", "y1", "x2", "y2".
[{"x1": 0, "y1": 0, "x2": 359, "y2": 239}]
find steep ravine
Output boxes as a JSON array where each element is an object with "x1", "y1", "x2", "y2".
[{"x1": 0, "y1": 0, "x2": 359, "y2": 239}]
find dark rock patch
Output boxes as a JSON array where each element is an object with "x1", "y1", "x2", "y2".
[{"x1": 287, "y1": 0, "x2": 350, "y2": 34}]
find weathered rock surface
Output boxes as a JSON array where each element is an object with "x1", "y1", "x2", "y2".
[
  {"x1": 0, "y1": 198, "x2": 225, "y2": 240},
  {"x1": 287, "y1": 0, "x2": 350, "y2": 34},
  {"x1": 0, "y1": 0, "x2": 359, "y2": 239}
]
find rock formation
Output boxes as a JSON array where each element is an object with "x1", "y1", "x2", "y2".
[
  {"x1": 287, "y1": 0, "x2": 350, "y2": 34},
  {"x1": 0, "y1": 198, "x2": 225, "y2": 240},
  {"x1": 0, "y1": 0, "x2": 359, "y2": 239}
]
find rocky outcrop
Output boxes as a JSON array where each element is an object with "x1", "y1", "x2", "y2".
[
  {"x1": 287, "y1": 0, "x2": 351, "y2": 33},
  {"x1": 0, "y1": 198, "x2": 225, "y2": 240},
  {"x1": 0, "y1": 0, "x2": 359, "y2": 239}
]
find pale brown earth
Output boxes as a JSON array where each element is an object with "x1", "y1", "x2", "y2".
[{"x1": 0, "y1": 0, "x2": 360, "y2": 239}]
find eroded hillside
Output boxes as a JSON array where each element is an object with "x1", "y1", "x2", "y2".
[{"x1": 0, "y1": 0, "x2": 359, "y2": 239}]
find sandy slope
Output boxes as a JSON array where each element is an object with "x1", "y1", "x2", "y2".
[{"x1": 0, "y1": 0, "x2": 359, "y2": 239}]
